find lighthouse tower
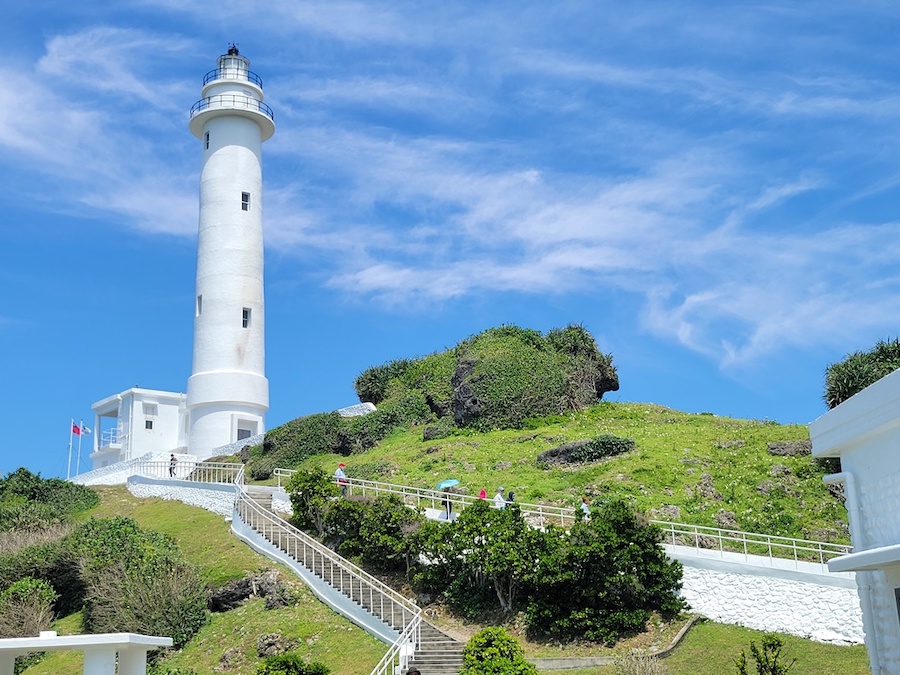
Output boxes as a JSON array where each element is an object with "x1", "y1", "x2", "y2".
[{"x1": 186, "y1": 46, "x2": 275, "y2": 458}]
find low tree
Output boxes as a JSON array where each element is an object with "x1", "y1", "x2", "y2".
[
  {"x1": 460, "y1": 627, "x2": 538, "y2": 675},
  {"x1": 419, "y1": 500, "x2": 542, "y2": 614},
  {"x1": 356, "y1": 494, "x2": 424, "y2": 576},
  {"x1": 526, "y1": 500, "x2": 685, "y2": 644},
  {"x1": 286, "y1": 468, "x2": 338, "y2": 537}
]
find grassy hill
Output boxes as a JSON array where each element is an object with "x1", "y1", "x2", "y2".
[
  {"x1": 14, "y1": 398, "x2": 860, "y2": 674},
  {"x1": 272, "y1": 401, "x2": 847, "y2": 544},
  {"x1": 22, "y1": 487, "x2": 385, "y2": 675}
]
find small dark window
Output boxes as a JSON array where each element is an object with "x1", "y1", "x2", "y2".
[
  {"x1": 241, "y1": 192, "x2": 250, "y2": 211},
  {"x1": 196, "y1": 295, "x2": 202, "y2": 316},
  {"x1": 204, "y1": 132, "x2": 210, "y2": 149},
  {"x1": 237, "y1": 428, "x2": 252, "y2": 441},
  {"x1": 242, "y1": 307, "x2": 251, "y2": 328},
  {"x1": 145, "y1": 420, "x2": 153, "y2": 430}
]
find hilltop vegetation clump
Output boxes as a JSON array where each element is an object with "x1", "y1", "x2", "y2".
[
  {"x1": 247, "y1": 324, "x2": 618, "y2": 478},
  {"x1": 824, "y1": 337, "x2": 900, "y2": 408}
]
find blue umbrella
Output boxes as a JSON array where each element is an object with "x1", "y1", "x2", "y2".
[{"x1": 436, "y1": 478, "x2": 460, "y2": 489}]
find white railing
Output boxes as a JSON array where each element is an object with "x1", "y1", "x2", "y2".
[
  {"x1": 652, "y1": 520, "x2": 851, "y2": 566},
  {"x1": 100, "y1": 428, "x2": 122, "y2": 446},
  {"x1": 273, "y1": 468, "x2": 852, "y2": 564},
  {"x1": 130, "y1": 459, "x2": 244, "y2": 484},
  {"x1": 274, "y1": 469, "x2": 574, "y2": 527},
  {"x1": 233, "y1": 480, "x2": 421, "y2": 674}
]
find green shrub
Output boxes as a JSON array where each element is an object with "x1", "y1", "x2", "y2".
[
  {"x1": 735, "y1": 632, "x2": 796, "y2": 674},
  {"x1": 354, "y1": 358, "x2": 415, "y2": 405},
  {"x1": 0, "y1": 576, "x2": 58, "y2": 638},
  {"x1": 824, "y1": 337, "x2": 900, "y2": 408},
  {"x1": 286, "y1": 468, "x2": 338, "y2": 537},
  {"x1": 82, "y1": 559, "x2": 207, "y2": 649},
  {"x1": 569, "y1": 434, "x2": 636, "y2": 462},
  {"x1": 461, "y1": 627, "x2": 538, "y2": 675},
  {"x1": 257, "y1": 652, "x2": 329, "y2": 675},
  {"x1": 526, "y1": 500, "x2": 686, "y2": 644},
  {"x1": 0, "y1": 468, "x2": 98, "y2": 532}
]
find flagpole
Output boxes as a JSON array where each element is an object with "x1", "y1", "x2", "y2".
[
  {"x1": 76, "y1": 419, "x2": 84, "y2": 476},
  {"x1": 67, "y1": 418, "x2": 74, "y2": 480}
]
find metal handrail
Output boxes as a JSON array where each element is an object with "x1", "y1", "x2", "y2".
[
  {"x1": 273, "y1": 469, "x2": 574, "y2": 527},
  {"x1": 130, "y1": 459, "x2": 244, "y2": 484},
  {"x1": 651, "y1": 520, "x2": 851, "y2": 565},
  {"x1": 272, "y1": 468, "x2": 851, "y2": 563},
  {"x1": 232, "y1": 481, "x2": 421, "y2": 674},
  {"x1": 190, "y1": 94, "x2": 274, "y2": 122},
  {"x1": 203, "y1": 68, "x2": 263, "y2": 87}
]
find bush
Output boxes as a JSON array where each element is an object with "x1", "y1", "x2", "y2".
[
  {"x1": 82, "y1": 559, "x2": 207, "y2": 649},
  {"x1": 0, "y1": 468, "x2": 98, "y2": 532},
  {"x1": 735, "y1": 633, "x2": 796, "y2": 674},
  {"x1": 526, "y1": 500, "x2": 686, "y2": 644},
  {"x1": 824, "y1": 337, "x2": 900, "y2": 408},
  {"x1": 569, "y1": 434, "x2": 636, "y2": 462},
  {"x1": 0, "y1": 577, "x2": 58, "y2": 638},
  {"x1": 287, "y1": 468, "x2": 338, "y2": 537},
  {"x1": 354, "y1": 358, "x2": 415, "y2": 405},
  {"x1": 461, "y1": 627, "x2": 538, "y2": 675},
  {"x1": 257, "y1": 652, "x2": 329, "y2": 675}
]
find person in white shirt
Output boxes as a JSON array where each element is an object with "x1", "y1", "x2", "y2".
[
  {"x1": 493, "y1": 487, "x2": 506, "y2": 509},
  {"x1": 334, "y1": 462, "x2": 348, "y2": 496},
  {"x1": 580, "y1": 496, "x2": 591, "y2": 520}
]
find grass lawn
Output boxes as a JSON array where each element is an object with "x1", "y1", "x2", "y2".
[{"x1": 283, "y1": 402, "x2": 847, "y2": 546}]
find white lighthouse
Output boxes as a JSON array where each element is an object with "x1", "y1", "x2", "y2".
[{"x1": 185, "y1": 46, "x2": 275, "y2": 458}]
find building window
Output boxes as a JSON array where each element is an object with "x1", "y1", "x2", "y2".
[
  {"x1": 145, "y1": 420, "x2": 153, "y2": 430},
  {"x1": 242, "y1": 307, "x2": 251, "y2": 328},
  {"x1": 204, "y1": 132, "x2": 210, "y2": 149},
  {"x1": 241, "y1": 192, "x2": 250, "y2": 211},
  {"x1": 143, "y1": 403, "x2": 158, "y2": 417},
  {"x1": 196, "y1": 295, "x2": 202, "y2": 316},
  {"x1": 237, "y1": 428, "x2": 252, "y2": 441}
]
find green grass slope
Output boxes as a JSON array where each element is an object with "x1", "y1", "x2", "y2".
[
  {"x1": 285, "y1": 401, "x2": 847, "y2": 543},
  {"x1": 23, "y1": 487, "x2": 385, "y2": 675}
]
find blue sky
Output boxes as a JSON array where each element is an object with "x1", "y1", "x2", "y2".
[{"x1": 4, "y1": 2, "x2": 900, "y2": 478}]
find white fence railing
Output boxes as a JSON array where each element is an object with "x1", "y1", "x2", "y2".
[
  {"x1": 130, "y1": 459, "x2": 244, "y2": 484},
  {"x1": 232, "y1": 473, "x2": 422, "y2": 675},
  {"x1": 273, "y1": 468, "x2": 851, "y2": 564},
  {"x1": 653, "y1": 520, "x2": 850, "y2": 566}
]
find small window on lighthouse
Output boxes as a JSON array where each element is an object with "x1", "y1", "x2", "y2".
[
  {"x1": 242, "y1": 307, "x2": 251, "y2": 328},
  {"x1": 241, "y1": 192, "x2": 250, "y2": 211},
  {"x1": 196, "y1": 295, "x2": 202, "y2": 316},
  {"x1": 204, "y1": 132, "x2": 210, "y2": 149}
]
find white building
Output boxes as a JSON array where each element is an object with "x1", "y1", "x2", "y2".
[
  {"x1": 89, "y1": 388, "x2": 187, "y2": 468},
  {"x1": 810, "y1": 368, "x2": 900, "y2": 674},
  {"x1": 88, "y1": 47, "x2": 274, "y2": 470}
]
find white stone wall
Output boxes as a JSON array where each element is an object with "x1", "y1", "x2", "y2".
[
  {"x1": 680, "y1": 566, "x2": 863, "y2": 644},
  {"x1": 126, "y1": 477, "x2": 235, "y2": 517}
]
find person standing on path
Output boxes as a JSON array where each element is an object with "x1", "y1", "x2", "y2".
[
  {"x1": 580, "y1": 496, "x2": 591, "y2": 520},
  {"x1": 493, "y1": 487, "x2": 506, "y2": 509},
  {"x1": 334, "y1": 462, "x2": 349, "y2": 496},
  {"x1": 169, "y1": 453, "x2": 177, "y2": 478}
]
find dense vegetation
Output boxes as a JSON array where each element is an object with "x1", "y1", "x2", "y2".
[
  {"x1": 246, "y1": 324, "x2": 618, "y2": 479},
  {"x1": 285, "y1": 472, "x2": 685, "y2": 645},
  {"x1": 824, "y1": 337, "x2": 900, "y2": 408},
  {"x1": 0, "y1": 467, "x2": 98, "y2": 533}
]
